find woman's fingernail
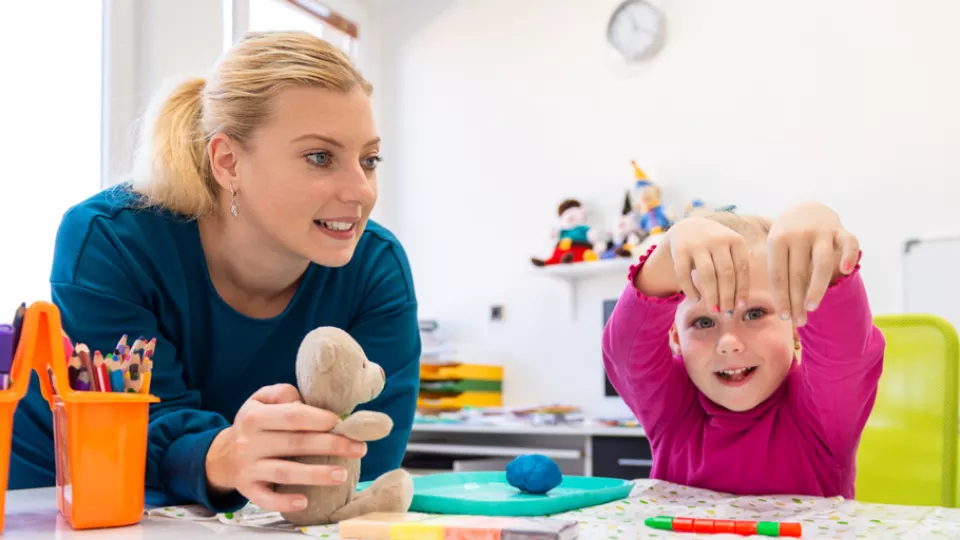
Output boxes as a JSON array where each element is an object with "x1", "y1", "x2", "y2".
[
  {"x1": 806, "y1": 302, "x2": 817, "y2": 311},
  {"x1": 843, "y1": 263, "x2": 852, "y2": 272},
  {"x1": 712, "y1": 305, "x2": 720, "y2": 313},
  {"x1": 725, "y1": 310, "x2": 733, "y2": 318},
  {"x1": 294, "y1": 498, "x2": 308, "y2": 509},
  {"x1": 780, "y1": 312, "x2": 791, "y2": 321},
  {"x1": 331, "y1": 468, "x2": 347, "y2": 482}
]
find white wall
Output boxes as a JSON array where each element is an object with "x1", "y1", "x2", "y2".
[
  {"x1": 0, "y1": 1, "x2": 103, "y2": 313},
  {"x1": 372, "y1": 0, "x2": 960, "y2": 414}
]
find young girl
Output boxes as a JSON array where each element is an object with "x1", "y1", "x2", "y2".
[{"x1": 602, "y1": 201, "x2": 884, "y2": 498}]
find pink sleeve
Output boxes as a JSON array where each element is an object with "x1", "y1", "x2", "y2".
[
  {"x1": 792, "y1": 260, "x2": 885, "y2": 456},
  {"x1": 601, "y1": 246, "x2": 697, "y2": 441}
]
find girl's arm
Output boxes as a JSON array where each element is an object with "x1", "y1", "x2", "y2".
[
  {"x1": 791, "y1": 258, "x2": 885, "y2": 456},
  {"x1": 602, "y1": 242, "x2": 697, "y2": 442}
]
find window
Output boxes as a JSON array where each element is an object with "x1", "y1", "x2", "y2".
[
  {"x1": 246, "y1": 0, "x2": 358, "y2": 60},
  {"x1": 0, "y1": 1, "x2": 103, "y2": 310}
]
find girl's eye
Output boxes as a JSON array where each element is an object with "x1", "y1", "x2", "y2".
[
  {"x1": 744, "y1": 308, "x2": 766, "y2": 321},
  {"x1": 362, "y1": 155, "x2": 383, "y2": 170},
  {"x1": 306, "y1": 151, "x2": 332, "y2": 167},
  {"x1": 692, "y1": 317, "x2": 715, "y2": 329}
]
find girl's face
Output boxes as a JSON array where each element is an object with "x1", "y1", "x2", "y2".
[
  {"x1": 231, "y1": 85, "x2": 381, "y2": 268},
  {"x1": 670, "y1": 247, "x2": 796, "y2": 412}
]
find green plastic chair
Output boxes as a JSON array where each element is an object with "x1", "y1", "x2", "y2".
[{"x1": 855, "y1": 314, "x2": 959, "y2": 507}]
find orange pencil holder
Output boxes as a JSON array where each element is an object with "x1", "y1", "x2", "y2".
[
  {"x1": 0, "y1": 316, "x2": 33, "y2": 533},
  {"x1": 7, "y1": 301, "x2": 159, "y2": 530}
]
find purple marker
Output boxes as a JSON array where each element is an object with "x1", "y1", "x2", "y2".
[{"x1": 0, "y1": 324, "x2": 14, "y2": 391}]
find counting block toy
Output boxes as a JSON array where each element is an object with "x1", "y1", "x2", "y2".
[{"x1": 338, "y1": 512, "x2": 579, "y2": 540}]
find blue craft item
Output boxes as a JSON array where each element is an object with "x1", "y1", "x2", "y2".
[{"x1": 506, "y1": 454, "x2": 563, "y2": 495}]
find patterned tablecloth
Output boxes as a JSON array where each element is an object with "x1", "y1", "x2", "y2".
[{"x1": 148, "y1": 479, "x2": 960, "y2": 538}]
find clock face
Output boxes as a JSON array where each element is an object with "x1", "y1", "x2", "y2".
[{"x1": 607, "y1": 0, "x2": 665, "y2": 61}]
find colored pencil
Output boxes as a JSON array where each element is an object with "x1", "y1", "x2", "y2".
[
  {"x1": 67, "y1": 354, "x2": 82, "y2": 390},
  {"x1": 115, "y1": 334, "x2": 129, "y2": 359},
  {"x1": 61, "y1": 330, "x2": 73, "y2": 364},
  {"x1": 75, "y1": 344, "x2": 98, "y2": 391},
  {"x1": 105, "y1": 353, "x2": 125, "y2": 392},
  {"x1": 75, "y1": 366, "x2": 92, "y2": 392},
  {"x1": 124, "y1": 351, "x2": 142, "y2": 392},
  {"x1": 0, "y1": 324, "x2": 13, "y2": 391},
  {"x1": 93, "y1": 350, "x2": 111, "y2": 392}
]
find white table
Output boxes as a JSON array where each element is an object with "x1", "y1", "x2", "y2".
[{"x1": 3, "y1": 487, "x2": 289, "y2": 539}]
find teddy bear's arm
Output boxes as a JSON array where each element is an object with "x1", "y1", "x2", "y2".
[{"x1": 331, "y1": 410, "x2": 394, "y2": 442}]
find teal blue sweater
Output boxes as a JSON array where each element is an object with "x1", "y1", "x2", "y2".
[{"x1": 10, "y1": 186, "x2": 421, "y2": 513}]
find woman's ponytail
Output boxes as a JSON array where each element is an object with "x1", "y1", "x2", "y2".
[{"x1": 131, "y1": 77, "x2": 217, "y2": 218}]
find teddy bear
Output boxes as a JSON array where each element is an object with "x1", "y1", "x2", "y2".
[
  {"x1": 275, "y1": 327, "x2": 414, "y2": 526},
  {"x1": 531, "y1": 199, "x2": 601, "y2": 266}
]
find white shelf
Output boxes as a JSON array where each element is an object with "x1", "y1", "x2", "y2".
[{"x1": 535, "y1": 258, "x2": 633, "y2": 279}]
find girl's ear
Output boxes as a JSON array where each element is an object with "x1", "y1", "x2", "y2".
[{"x1": 669, "y1": 324, "x2": 682, "y2": 356}]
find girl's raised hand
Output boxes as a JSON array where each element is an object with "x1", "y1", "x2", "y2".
[
  {"x1": 767, "y1": 202, "x2": 859, "y2": 326},
  {"x1": 667, "y1": 216, "x2": 751, "y2": 316}
]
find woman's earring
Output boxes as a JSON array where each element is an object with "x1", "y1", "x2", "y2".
[
  {"x1": 794, "y1": 338, "x2": 802, "y2": 351},
  {"x1": 228, "y1": 184, "x2": 238, "y2": 219}
]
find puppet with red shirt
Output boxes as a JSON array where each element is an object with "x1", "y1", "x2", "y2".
[{"x1": 531, "y1": 199, "x2": 600, "y2": 266}]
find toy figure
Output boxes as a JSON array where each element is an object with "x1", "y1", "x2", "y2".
[
  {"x1": 630, "y1": 161, "x2": 671, "y2": 235},
  {"x1": 598, "y1": 192, "x2": 645, "y2": 259},
  {"x1": 684, "y1": 198, "x2": 738, "y2": 218},
  {"x1": 531, "y1": 199, "x2": 600, "y2": 266},
  {"x1": 276, "y1": 327, "x2": 414, "y2": 526}
]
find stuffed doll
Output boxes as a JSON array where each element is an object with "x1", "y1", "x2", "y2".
[
  {"x1": 276, "y1": 327, "x2": 414, "y2": 526},
  {"x1": 599, "y1": 192, "x2": 646, "y2": 259},
  {"x1": 531, "y1": 199, "x2": 600, "y2": 266},
  {"x1": 630, "y1": 161, "x2": 671, "y2": 235}
]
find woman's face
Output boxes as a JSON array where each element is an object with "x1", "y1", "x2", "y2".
[{"x1": 234, "y1": 85, "x2": 380, "y2": 268}]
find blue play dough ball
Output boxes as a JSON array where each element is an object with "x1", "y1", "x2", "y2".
[{"x1": 506, "y1": 454, "x2": 563, "y2": 494}]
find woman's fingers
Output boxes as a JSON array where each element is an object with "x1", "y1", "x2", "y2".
[
  {"x1": 252, "y1": 458, "x2": 350, "y2": 487},
  {"x1": 244, "y1": 480, "x2": 308, "y2": 513},
  {"x1": 805, "y1": 237, "x2": 836, "y2": 312},
  {"x1": 836, "y1": 230, "x2": 860, "y2": 274},
  {"x1": 711, "y1": 246, "x2": 737, "y2": 316},
  {"x1": 788, "y1": 240, "x2": 812, "y2": 326},
  {"x1": 242, "y1": 431, "x2": 366, "y2": 461},
  {"x1": 692, "y1": 250, "x2": 719, "y2": 312},
  {"x1": 250, "y1": 383, "x2": 303, "y2": 405},
  {"x1": 730, "y1": 239, "x2": 751, "y2": 311},
  {"x1": 239, "y1": 401, "x2": 340, "y2": 433}
]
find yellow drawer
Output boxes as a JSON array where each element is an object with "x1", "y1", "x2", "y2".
[
  {"x1": 420, "y1": 363, "x2": 503, "y2": 382},
  {"x1": 417, "y1": 391, "x2": 503, "y2": 411}
]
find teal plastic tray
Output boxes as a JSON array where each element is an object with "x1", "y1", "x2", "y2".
[{"x1": 358, "y1": 472, "x2": 634, "y2": 517}]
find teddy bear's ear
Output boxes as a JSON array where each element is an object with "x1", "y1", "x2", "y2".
[{"x1": 298, "y1": 328, "x2": 341, "y2": 373}]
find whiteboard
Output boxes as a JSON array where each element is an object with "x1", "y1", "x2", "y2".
[{"x1": 903, "y1": 234, "x2": 960, "y2": 333}]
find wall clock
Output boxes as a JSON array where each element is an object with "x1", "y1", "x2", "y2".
[{"x1": 606, "y1": 0, "x2": 666, "y2": 61}]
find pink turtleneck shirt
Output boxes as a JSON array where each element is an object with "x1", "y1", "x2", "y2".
[{"x1": 602, "y1": 248, "x2": 884, "y2": 499}]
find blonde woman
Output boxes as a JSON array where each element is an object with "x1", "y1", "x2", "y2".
[{"x1": 11, "y1": 31, "x2": 420, "y2": 515}]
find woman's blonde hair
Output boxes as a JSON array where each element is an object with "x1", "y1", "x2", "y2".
[{"x1": 130, "y1": 31, "x2": 372, "y2": 218}]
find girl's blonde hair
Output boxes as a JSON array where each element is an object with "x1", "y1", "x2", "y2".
[
  {"x1": 131, "y1": 31, "x2": 372, "y2": 218},
  {"x1": 699, "y1": 211, "x2": 772, "y2": 241}
]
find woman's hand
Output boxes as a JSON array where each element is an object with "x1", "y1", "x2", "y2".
[
  {"x1": 767, "y1": 202, "x2": 859, "y2": 326},
  {"x1": 666, "y1": 217, "x2": 751, "y2": 315},
  {"x1": 205, "y1": 383, "x2": 367, "y2": 512}
]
